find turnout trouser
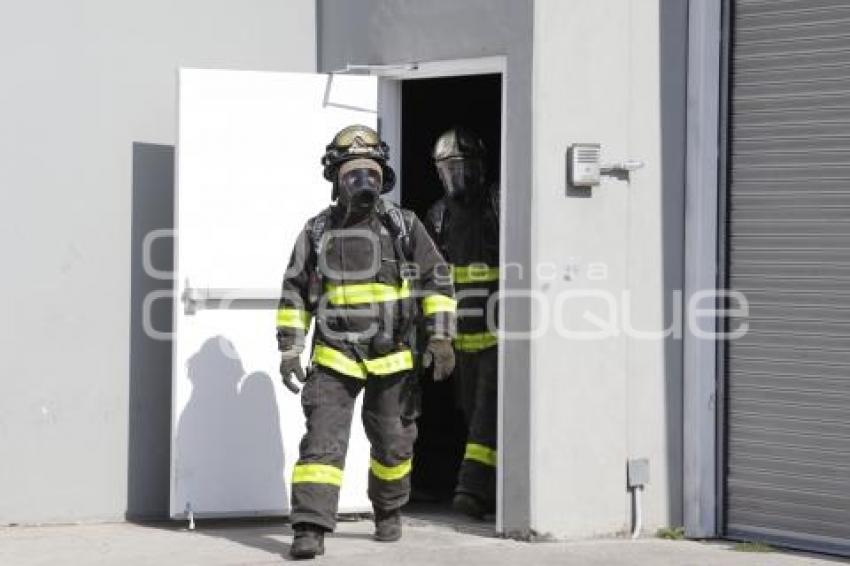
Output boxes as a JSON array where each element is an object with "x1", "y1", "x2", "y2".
[
  {"x1": 290, "y1": 366, "x2": 419, "y2": 531},
  {"x1": 454, "y1": 345, "x2": 498, "y2": 507}
]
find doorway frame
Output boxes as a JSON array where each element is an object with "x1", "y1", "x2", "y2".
[
  {"x1": 363, "y1": 55, "x2": 509, "y2": 533},
  {"x1": 682, "y1": 0, "x2": 724, "y2": 539}
]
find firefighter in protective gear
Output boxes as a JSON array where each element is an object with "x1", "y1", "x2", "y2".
[
  {"x1": 277, "y1": 124, "x2": 456, "y2": 559},
  {"x1": 426, "y1": 126, "x2": 499, "y2": 520}
]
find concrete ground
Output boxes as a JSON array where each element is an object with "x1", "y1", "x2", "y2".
[{"x1": 1, "y1": 510, "x2": 845, "y2": 566}]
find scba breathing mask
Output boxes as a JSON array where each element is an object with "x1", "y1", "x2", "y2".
[{"x1": 338, "y1": 160, "x2": 383, "y2": 218}]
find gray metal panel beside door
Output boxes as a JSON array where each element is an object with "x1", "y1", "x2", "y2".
[{"x1": 724, "y1": 0, "x2": 850, "y2": 556}]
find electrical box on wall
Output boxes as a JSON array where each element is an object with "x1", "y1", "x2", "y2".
[
  {"x1": 567, "y1": 143, "x2": 645, "y2": 188},
  {"x1": 628, "y1": 458, "x2": 650, "y2": 488},
  {"x1": 567, "y1": 143, "x2": 602, "y2": 187}
]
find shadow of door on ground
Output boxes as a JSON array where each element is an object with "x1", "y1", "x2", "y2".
[{"x1": 194, "y1": 519, "x2": 295, "y2": 561}]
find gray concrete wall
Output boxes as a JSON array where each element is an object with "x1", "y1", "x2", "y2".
[
  {"x1": 317, "y1": 0, "x2": 535, "y2": 535},
  {"x1": 0, "y1": 0, "x2": 315, "y2": 524},
  {"x1": 530, "y1": 0, "x2": 687, "y2": 537}
]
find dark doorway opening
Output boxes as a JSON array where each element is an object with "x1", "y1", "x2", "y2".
[
  {"x1": 399, "y1": 74, "x2": 502, "y2": 509},
  {"x1": 401, "y1": 74, "x2": 502, "y2": 216}
]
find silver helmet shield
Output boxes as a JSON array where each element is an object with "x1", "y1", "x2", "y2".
[{"x1": 435, "y1": 157, "x2": 485, "y2": 199}]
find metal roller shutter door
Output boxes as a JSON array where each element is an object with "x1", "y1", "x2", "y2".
[{"x1": 724, "y1": 0, "x2": 850, "y2": 555}]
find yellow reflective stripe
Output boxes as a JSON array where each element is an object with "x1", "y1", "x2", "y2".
[
  {"x1": 312, "y1": 344, "x2": 367, "y2": 379},
  {"x1": 464, "y1": 443, "x2": 497, "y2": 467},
  {"x1": 276, "y1": 308, "x2": 311, "y2": 329},
  {"x1": 325, "y1": 280, "x2": 411, "y2": 305},
  {"x1": 292, "y1": 463, "x2": 343, "y2": 487},
  {"x1": 453, "y1": 264, "x2": 499, "y2": 284},
  {"x1": 454, "y1": 332, "x2": 498, "y2": 352},
  {"x1": 363, "y1": 350, "x2": 414, "y2": 375},
  {"x1": 312, "y1": 345, "x2": 414, "y2": 378},
  {"x1": 422, "y1": 293, "x2": 457, "y2": 316},
  {"x1": 369, "y1": 458, "x2": 412, "y2": 481}
]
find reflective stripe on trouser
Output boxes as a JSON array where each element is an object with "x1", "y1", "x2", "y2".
[
  {"x1": 291, "y1": 366, "x2": 418, "y2": 530},
  {"x1": 454, "y1": 346, "x2": 498, "y2": 505},
  {"x1": 464, "y1": 442, "x2": 497, "y2": 467}
]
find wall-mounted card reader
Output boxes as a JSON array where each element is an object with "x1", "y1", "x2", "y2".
[{"x1": 568, "y1": 143, "x2": 645, "y2": 187}]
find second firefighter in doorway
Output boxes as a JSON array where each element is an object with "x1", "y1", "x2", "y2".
[
  {"x1": 277, "y1": 125, "x2": 456, "y2": 559},
  {"x1": 426, "y1": 126, "x2": 499, "y2": 520}
]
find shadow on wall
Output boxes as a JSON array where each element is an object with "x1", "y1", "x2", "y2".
[
  {"x1": 659, "y1": 0, "x2": 688, "y2": 525},
  {"x1": 128, "y1": 142, "x2": 175, "y2": 520},
  {"x1": 175, "y1": 336, "x2": 286, "y2": 515}
]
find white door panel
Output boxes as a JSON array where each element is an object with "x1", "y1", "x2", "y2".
[{"x1": 171, "y1": 68, "x2": 377, "y2": 518}]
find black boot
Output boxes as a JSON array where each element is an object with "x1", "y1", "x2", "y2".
[
  {"x1": 452, "y1": 492, "x2": 487, "y2": 520},
  {"x1": 373, "y1": 507, "x2": 402, "y2": 542},
  {"x1": 290, "y1": 523, "x2": 326, "y2": 560}
]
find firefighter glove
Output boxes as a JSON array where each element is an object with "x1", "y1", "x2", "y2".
[
  {"x1": 280, "y1": 347, "x2": 306, "y2": 394},
  {"x1": 423, "y1": 337, "x2": 455, "y2": 382}
]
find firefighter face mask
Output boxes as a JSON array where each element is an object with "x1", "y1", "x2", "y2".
[
  {"x1": 337, "y1": 159, "x2": 383, "y2": 219},
  {"x1": 436, "y1": 157, "x2": 485, "y2": 200}
]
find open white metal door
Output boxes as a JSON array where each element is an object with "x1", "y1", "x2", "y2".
[{"x1": 170, "y1": 68, "x2": 377, "y2": 519}]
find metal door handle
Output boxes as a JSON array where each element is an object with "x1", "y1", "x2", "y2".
[{"x1": 181, "y1": 279, "x2": 281, "y2": 315}]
